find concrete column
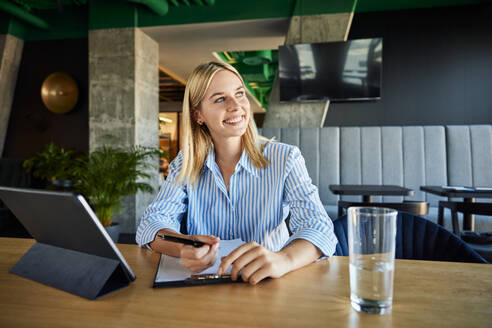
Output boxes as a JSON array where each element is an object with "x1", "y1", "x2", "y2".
[
  {"x1": 263, "y1": 12, "x2": 354, "y2": 128},
  {"x1": 0, "y1": 34, "x2": 23, "y2": 156},
  {"x1": 89, "y1": 28, "x2": 159, "y2": 233},
  {"x1": 285, "y1": 13, "x2": 354, "y2": 45}
]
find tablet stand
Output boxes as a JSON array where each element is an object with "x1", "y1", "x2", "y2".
[{"x1": 10, "y1": 242, "x2": 131, "y2": 300}]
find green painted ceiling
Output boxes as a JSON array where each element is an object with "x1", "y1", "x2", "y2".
[
  {"x1": 1, "y1": 0, "x2": 488, "y2": 41},
  {"x1": 11, "y1": 0, "x2": 86, "y2": 10}
]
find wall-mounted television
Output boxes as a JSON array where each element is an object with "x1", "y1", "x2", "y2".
[{"x1": 278, "y1": 38, "x2": 382, "y2": 102}]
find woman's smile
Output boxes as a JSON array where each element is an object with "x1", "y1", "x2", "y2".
[{"x1": 223, "y1": 115, "x2": 245, "y2": 125}]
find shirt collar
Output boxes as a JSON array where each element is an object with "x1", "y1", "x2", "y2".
[
  {"x1": 204, "y1": 148, "x2": 216, "y2": 172},
  {"x1": 237, "y1": 149, "x2": 260, "y2": 178},
  {"x1": 204, "y1": 148, "x2": 259, "y2": 178}
]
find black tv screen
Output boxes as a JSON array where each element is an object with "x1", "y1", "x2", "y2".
[{"x1": 278, "y1": 38, "x2": 382, "y2": 102}]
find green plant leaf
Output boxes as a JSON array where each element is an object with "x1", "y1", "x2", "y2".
[
  {"x1": 22, "y1": 142, "x2": 80, "y2": 182},
  {"x1": 72, "y1": 146, "x2": 159, "y2": 226}
]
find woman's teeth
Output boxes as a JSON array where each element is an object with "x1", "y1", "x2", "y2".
[{"x1": 224, "y1": 116, "x2": 243, "y2": 124}]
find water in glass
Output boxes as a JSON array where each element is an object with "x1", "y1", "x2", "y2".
[{"x1": 349, "y1": 253, "x2": 394, "y2": 314}]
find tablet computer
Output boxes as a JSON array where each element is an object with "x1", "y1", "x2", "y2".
[{"x1": 0, "y1": 186, "x2": 135, "y2": 298}]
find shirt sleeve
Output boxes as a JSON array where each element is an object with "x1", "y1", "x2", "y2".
[
  {"x1": 135, "y1": 156, "x2": 188, "y2": 247},
  {"x1": 282, "y1": 146, "x2": 338, "y2": 257}
]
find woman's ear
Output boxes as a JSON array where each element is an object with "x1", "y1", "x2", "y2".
[{"x1": 192, "y1": 108, "x2": 204, "y2": 125}]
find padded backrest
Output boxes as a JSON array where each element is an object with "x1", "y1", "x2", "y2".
[
  {"x1": 339, "y1": 127, "x2": 362, "y2": 202},
  {"x1": 381, "y1": 127, "x2": 404, "y2": 202},
  {"x1": 446, "y1": 125, "x2": 492, "y2": 203},
  {"x1": 447, "y1": 125, "x2": 492, "y2": 187},
  {"x1": 333, "y1": 212, "x2": 487, "y2": 263},
  {"x1": 447, "y1": 126, "x2": 474, "y2": 187},
  {"x1": 260, "y1": 127, "x2": 341, "y2": 206},
  {"x1": 423, "y1": 126, "x2": 449, "y2": 205},
  {"x1": 260, "y1": 126, "x2": 450, "y2": 206},
  {"x1": 470, "y1": 125, "x2": 492, "y2": 187}
]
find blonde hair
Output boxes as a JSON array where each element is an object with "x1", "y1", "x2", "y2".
[{"x1": 176, "y1": 61, "x2": 270, "y2": 186}]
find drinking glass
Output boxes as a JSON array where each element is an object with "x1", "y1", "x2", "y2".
[{"x1": 348, "y1": 207, "x2": 397, "y2": 315}]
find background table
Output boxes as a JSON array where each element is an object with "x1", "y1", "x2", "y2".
[
  {"x1": 1, "y1": 237, "x2": 491, "y2": 327},
  {"x1": 329, "y1": 185, "x2": 414, "y2": 203},
  {"x1": 420, "y1": 186, "x2": 492, "y2": 231},
  {"x1": 329, "y1": 184, "x2": 426, "y2": 217}
]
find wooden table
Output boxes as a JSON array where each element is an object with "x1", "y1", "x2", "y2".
[
  {"x1": 1, "y1": 238, "x2": 491, "y2": 328},
  {"x1": 421, "y1": 186, "x2": 492, "y2": 231}
]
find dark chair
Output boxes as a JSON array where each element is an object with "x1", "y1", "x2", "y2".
[
  {"x1": 337, "y1": 200, "x2": 429, "y2": 217},
  {"x1": 333, "y1": 211, "x2": 487, "y2": 263},
  {"x1": 0, "y1": 158, "x2": 32, "y2": 238}
]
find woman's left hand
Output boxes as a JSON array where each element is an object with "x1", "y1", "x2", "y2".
[{"x1": 217, "y1": 242, "x2": 292, "y2": 285}]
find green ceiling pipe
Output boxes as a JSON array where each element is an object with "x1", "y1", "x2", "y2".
[
  {"x1": 243, "y1": 50, "x2": 272, "y2": 66},
  {"x1": 0, "y1": 1, "x2": 50, "y2": 29},
  {"x1": 192, "y1": 0, "x2": 217, "y2": 6},
  {"x1": 263, "y1": 63, "x2": 272, "y2": 81},
  {"x1": 127, "y1": 0, "x2": 169, "y2": 16}
]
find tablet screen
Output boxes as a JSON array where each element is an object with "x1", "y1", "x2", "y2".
[{"x1": 0, "y1": 186, "x2": 135, "y2": 281}]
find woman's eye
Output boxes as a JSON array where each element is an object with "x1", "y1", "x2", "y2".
[
  {"x1": 214, "y1": 97, "x2": 225, "y2": 103},
  {"x1": 236, "y1": 91, "x2": 244, "y2": 97}
]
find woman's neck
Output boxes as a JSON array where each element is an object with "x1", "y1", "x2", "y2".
[{"x1": 213, "y1": 136, "x2": 243, "y2": 168}]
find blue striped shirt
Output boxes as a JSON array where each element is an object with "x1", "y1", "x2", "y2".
[{"x1": 136, "y1": 142, "x2": 337, "y2": 257}]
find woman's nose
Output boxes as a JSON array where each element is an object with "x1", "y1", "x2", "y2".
[{"x1": 227, "y1": 97, "x2": 242, "y2": 111}]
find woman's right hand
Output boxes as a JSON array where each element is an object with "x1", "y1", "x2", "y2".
[{"x1": 180, "y1": 235, "x2": 220, "y2": 273}]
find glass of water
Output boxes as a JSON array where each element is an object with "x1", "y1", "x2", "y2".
[{"x1": 348, "y1": 207, "x2": 397, "y2": 315}]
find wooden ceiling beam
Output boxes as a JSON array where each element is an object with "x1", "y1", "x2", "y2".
[
  {"x1": 158, "y1": 65, "x2": 186, "y2": 85},
  {"x1": 159, "y1": 95, "x2": 174, "y2": 102}
]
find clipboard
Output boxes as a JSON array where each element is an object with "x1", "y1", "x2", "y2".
[{"x1": 153, "y1": 239, "x2": 244, "y2": 288}]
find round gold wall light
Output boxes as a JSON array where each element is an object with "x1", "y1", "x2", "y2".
[{"x1": 41, "y1": 72, "x2": 79, "y2": 114}]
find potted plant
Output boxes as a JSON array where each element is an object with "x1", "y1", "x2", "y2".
[
  {"x1": 23, "y1": 142, "x2": 79, "y2": 189},
  {"x1": 72, "y1": 146, "x2": 159, "y2": 242}
]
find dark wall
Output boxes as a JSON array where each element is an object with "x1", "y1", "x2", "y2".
[
  {"x1": 3, "y1": 38, "x2": 89, "y2": 159},
  {"x1": 324, "y1": 4, "x2": 492, "y2": 126}
]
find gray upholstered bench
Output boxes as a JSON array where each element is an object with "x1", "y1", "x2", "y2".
[{"x1": 259, "y1": 125, "x2": 492, "y2": 233}]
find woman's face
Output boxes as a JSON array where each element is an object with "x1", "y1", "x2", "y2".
[{"x1": 195, "y1": 69, "x2": 250, "y2": 142}]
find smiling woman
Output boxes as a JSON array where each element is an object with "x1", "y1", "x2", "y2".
[
  {"x1": 177, "y1": 61, "x2": 268, "y2": 187},
  {"x1": 136, "y1": 61, "x2": 338, "y2": 285},
  {"x1": 192, "y1": 70, "x2": 251, "y2": 188}
]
